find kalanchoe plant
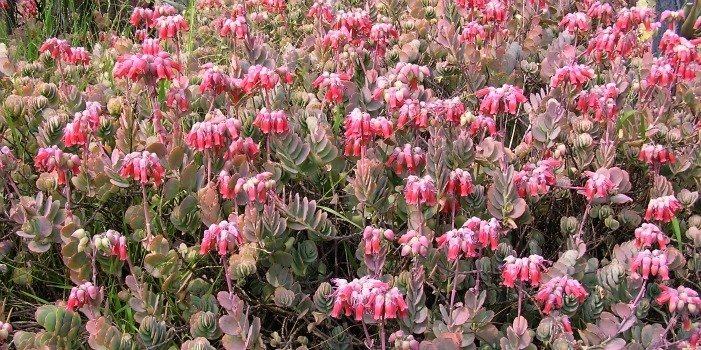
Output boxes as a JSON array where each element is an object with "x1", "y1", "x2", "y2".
[{"x1": 6, "y1": 0, "x2": 701, "y2": 348}]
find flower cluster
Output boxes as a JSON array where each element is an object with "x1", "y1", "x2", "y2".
[
  {"x1": 254, "y1": 108, "x2": 290, "y2": 135},
  {"x1": 656, "y1": 285, "x2": 701, "y2": 330},
  {"x1": 639, "y1": 143, "x2": 676, "y2": 165},
  {"x1": 514, "y1": 159, "x2": 559, "y2": 198},
  {"x1": 634, "y1": 223, "x2": 669, "y2": 250},
  {"x1": 404, "y1": 175, "x2": 437, "y2": 207},
  {"x1": 34, "y1": 146, "x2": 81, "y2": 185},
  {"x1": 186, "y1": 116, "x2": 242, "y2": 152},
  {"x1": 475, "y1": 84, "x2": 527, "y2": 115},
  {"x1": 66, "y1": 282, "x2": 100, "y2": 311},
  {"x1": 93, "y1": 230, "x2": 128, "y2": 261},
  {"x1": 119, "y1": 151, "x2": 165, "y2": 186},
  {"x1": 330, "y1": 277, "x2": 408, "y2": 321},
  {"x1": 362, "y1": 226, "x2": 395, "y2": 256},
  {"x1": 397, "y1": 230, "x2": 430, "y2": 257},
  {"x1": 645, "y1": 195, "x2": 682, "y2": 223},
  {"x1": 629, "y1": 249, "x2": 670, "y2": 280},
  {"x1": 535, "y1": 276, "x2": 588, "y2": 314},
  {"x1": 386, "y1": 144, "x2": 425, "y2": 174},
  {"x1": 501, "y1": 255, "x2": 547, "y2": 288},
  {"x1": 199, "y1": 220, "x2": 244, "y2": 256}
]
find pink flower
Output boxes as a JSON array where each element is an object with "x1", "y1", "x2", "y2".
[
  {"x1": 322, "y1": 28, "x2": 352, "y2": 52},
  {"x1": 186, "y1": 116, "x2": 242, "y2": 152},
  {"x1": 130, "y1": 7, "x2": 156, "y2": 27},
  {"x1": 392, "y1": 62, "x2": 431, "y2": 89},
  {"x1": 200, "y1": 220, "x2": 244, "y2": 256},
  {"x1": 644, "y1": 58, "x2": 676, "y2": 87},
  {"x1": 645, "y1": 195, "x2": 682, "y2": 223},
  {"x1": 482, "y1": 0, "x2": 507, "y2": 23},
  {"x1": 333, "y1": 8, "x2": 372, "y2": 41},
  {"x1": 656, "y1": 285, "x2": 701, "y2": 330},
  {"x1": 398, "y1": 99, "x2": 429, "y2": 129},
  {"x1": 587, "y1": 1, "x2": 613, "y2": 25},
  {"x1": 585, "y1": 27, "x2": 636, "y2": 63},
  {"x1": 576, "y1": 83, "x2": 619, "y2": 122},
  {"x1": 614, "y1": 6, "x2": 655, "y2": 32},
  {"x1": 501, "y1": 254, "x2": 547, "y2": 288},
  {"x1": 475, "y1": 84, "x2": 526, "y2": 116},
  {"x1": 235, "y1": 172, "x2": 276, "y2": 204},
  {"x1": 455, "y1": 0, "x2": 486, "y2": 10},
  {"x1": 262, "y1": 0, "x2": 286, "y2": 13},
  {"x1": 241, "y1": 65, "x2": 287, "y2": 93},
  {"x1": 34, "y1": 146, "x2": 81, "y2": 185},
  {"x1": 362, "y1": 226, "x2": 395, "y2": 256},
  {"x1": 113, "y1": 51, "x2": 181, "y2": 85},
  {"x1": 63, "y1": 102, "x2": 102, "y2": 147},
  {"x1": 141, "y1": 38, "x2": 162, "y2": 55},
  {"x1": 330, "y1": 277, "x2": 408, "y2": 321},
  {"x1": 661, "y1": 9, "x2": 685, "y2": 28},
  {"x1": 397, "y1": 230, "x2": 430, "y2": 257},
  {"x1": 550, "y1": 64, "x2": 595, "y2": 89},
  {"x1": 218, "y1": 16, "x2": 248, "y2": 39},
  {"x1": 39, "y1": 38, "x2": 70, "y2": 60},
  {"x1": 369, "y1": 116, "x2": 394, "y2": 139},
  {"x1": 386, "y1": 144, "x2": 425, "y2": 174},
  {"x1": 166, "y1": 76, "x2": 190, "y2": 112},
  {"x1": 199, "y1": 63, "x2": 234, "y2": 96},
  {"x1": 469, "y1": 114, "x2": 498, "y2": 136},
  {"x1": 369, "y1": 23, "x2": 399, "y2": 57},
  {"x1": 154, "y1": 15, "x2": 189, "y2": 40},
  {"x1": 459, "y1": 21, "x2": 487, "y2": 44},
  {"x1": 119, "y1": 151, "x2": 165, "y2": 186},
  {"x1": 630, "y1": 249, "x2": 670, "y2": 280},
  {"x1": 635, "y1": 223, "x2": 669, "y2": 250},
  {"x1": 446, "y1": 168, "x2": 474, "y2": 197},
  {"x1": 94, "y1": 230, "x2": 128, "y2": 261},
  {"x1": 254, "y1": 108, "x2": 289, "y2": 134},
  {"x1": 580, "y1": 170, "x2": 617, "y2": 201},
  {"x1": 404, "y1": 175, "x2": 437, "y2": 206},
  {"x1": 435, "y1": 97, "x2": 465, "y2": 123},
  {"x1": 307, "y1": 0, "x2": 334, "y2": 22},
  {"x1": 464, "y1": 217, "x2": 502, "y2": 251},
  {"x1": 197, "y1": 0, "x2": 223, "y2": 9},
  {"x1": 312, "y1": 72, "x2": 351, "y2": 104},
  {"x1": 225, "y1": 137, "x2": 260, "y2": 160},
  {"x1": 513, "y1": 159, "x2": 560, "y2": 198},
  {"x1": 67, "y1": 282, "x2": 100, "y2": 311},
  {"x1": 437, "y1": 227, "x2": 478, "y2": 261},
  {"x1": 560, "y1": 12, "x2": 591, "y2": 33},
  {"x1": 535, "y1": 276, "x2": 588, "y2": 315},
  {"x1": 639, "y1": 143, "x2": 676, "y2": 165},
  {"x1": 153, "y1": 4, "x2": 178, "y2": 18},
  {"x1": 66, "y1": 47, "x2": 91, "y2": 65}
]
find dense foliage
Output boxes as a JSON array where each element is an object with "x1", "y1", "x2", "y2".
[{"x1": 2, "y1": 0, "x2": 701, "y2": 349}]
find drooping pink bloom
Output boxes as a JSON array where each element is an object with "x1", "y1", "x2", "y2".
[
  {"x1": 362, "y1": 226, "x2": 395, "y2": 256},
  {"x1": 501, "y1": 255, "x2": 547, "y2": 288},
  {"x1": 321, "y1": 28, "x2": 352, "y2": 52},
  {"x1": 661, "y1": 9, "x2": 685, "y2": 30},
  {"x1": 585, "y1": 27, "x2": 637, "y2": 64},
  {"x1": 307, "y1": 0, "x2": 334, "y2": 22},
  {"x1": 141, "y1": 38, "x2": 162, "y2": 55},
  {"x1": 446, "y1": 168, "x2": 474, "y2": 197},
  {"x1": 614, "y1": 6, "x2": 655, "y2": 32},
  {"x1": 235, "y1": 172, "x2": 276, "y2": 203},
  {"x1": 369, "y1": 23, "x2": 399, "y2": 58},
  {"x1": 369, "y1": 116, "x2": 394, "y2": 139},
  {"x1": 656, "y1": 285, "x2": 701, "y2": 331},
  {"x1": 587, "y1": 1, "x2": 613, "y2": 25},
  {"x1": 645, "y1": 195, "x2": 683, "y2": 223},
  {"x1": 535, "y1": 276, "x2": 588, "y2": 315},
  {"x1": 560, "y1": 12, "x2": 591, "y2": 33},
  {"x1": 312, "y1": 72, "x2": 351, "y2": 104},
  {"x1": 34, "y1": 146, "x2": 81, "y2": 185},
  {"x1": 333, "y1": 8, "x2": 372, "y2": 41},
  {"x1": 225, "y1": 137, "x2": 260, "y2": 160},
  {"x1": 459, "y1": 21, "x2": 487, "y2": 44},
  {"x1": 397, "y1": 230, "x2": 430, "y2": 257},
  {"x1": 580, "y1": 170, "x2": 617, "y2": 201},
  {"x1": 130, "y1": 7, "x2": 156, "y2": 27},
  {"x1": 455, "y1": 0, "x2": 487, "y2": 10},
  {"x1": 199, "y1": 63, "x2": 234, "y2": 96},
  {"x1": 254, "y1": 108, "x2": 289, "y2": 134},
  {"x1": 386, "y1": 144, "x2": 425, "y2": 174},
  {"x1": 513, "y1": 159, "x2": 560, "y2": 198},
  {"x1": 475, "y1": 84, "x2": 527, "y2": 116},
  {"x1": 576, "y1": 83, "x2": 619, "y2": 122},
  {"x1": 630, "y1": 249, "x2": 670, "y2": 281},
  {"x1": 113, "y1": 51, "x2": 181, "y2": 85},
  {"x1": 66, "y1": 47, "x2": 91, "y2": 65},
  {"x1": 330, "y1": 277, "x2": 408, "y2": 321},
  {"x1": 262, "y1": 0, "x2": 286, "y2": 13},
  {"x1": 218, "y1": 16, "x2": 248, "y2": 39},
  {"x1": 464, "y1": 216, "x2": 502, "y2": 251},
  {"x1": 644, "y1": 58, "x2": 676, "y2": 87},
  {"x1": 241, "y1": 65, "x2": 285, "y2": 93},
  {"x1": 17, "y1": 0, "x2": 38, "y2": 19},
  {"x1": 39, "y1": 38, "x2": 71, "y2": 60},
  {"x1": 550, "y1": 64, "x2": 595, "y2": 89},
  {"x1": 392, "y1": 62, "x2": 431, "y2": 89},
  {"x1": 635, "y1": 223, "x2": 669, "y2": 250},
  {"x1": 482, "y1": 0, "x2": 507, "y2": 23},
  {"x1": 154, "y1": 15, "x2": 189, "y2": 40},
  {"x1": 437, "y1": 227, "x2": 478, "y2": 261},
  {"x1": 639, "y1": 143, "x2": 676, "y2": 165},
  {"x1": 469, "y1": 114, "x2": 498, "y2": 136},
  {"x1": 166, "y1": 76, "x2": 190, "y2": 112},
  {"x1": 435, "y1": 97, "x2": 465, "y2": 123},
  {"x1": 66, "y1": 281, "x2": 100, "y2": 311},
  {"x1": 197, "y1": 0, "x2": 223, "y2": 9},
  {"x1": 404, "y1": 175, "x2": 437, "y2": 206},
  {"x1": 94, "y1": 229, "x2": 128, "y2": 261},
  {"x1": 153, "y1": 4, "x2": 178, "y2": 18},
  {"x1": 186, "y1": 116, "x2": 242, "y2": 152},
  {"x1": 63, "y1": 102, "x2": 103, "y2": 147},
  {"x1": 200, "y1": 220, "x2": 244, "y2": 256},
  {"x1": 0, "y1": 146, "x2": 16, "y2": 172},
  {"x1": 398, "y1": 99, "x2": 429, "y2": 129},
  {"x1": 119, "y1": 151, "x2": 165, "y2": 186}
]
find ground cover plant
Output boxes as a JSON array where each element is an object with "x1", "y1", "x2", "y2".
[{"x1": 2, "y1": 0, "x2": 701, "y2": 348}]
